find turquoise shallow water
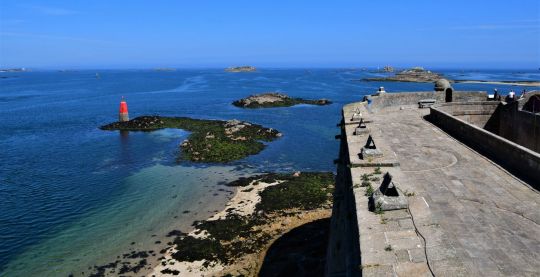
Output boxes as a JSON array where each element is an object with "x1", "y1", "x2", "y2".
[{"x1": 0, "y1": 68, "x2": 538, "y2": 276}]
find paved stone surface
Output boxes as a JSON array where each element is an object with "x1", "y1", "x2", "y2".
[{"x1": 346, "y1": 103, "x2": 540, "y2": 277}]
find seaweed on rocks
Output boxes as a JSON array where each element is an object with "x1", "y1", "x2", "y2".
[
  {"x1": 195, "y1": 214, "x2": 261, "y2": 241},
  {"x1": 172, "y1": 236, "x2": 225, "y2": 263},
  {"x1": 161, "y1": 268, "x2": 181, "y2": 275},
  {"x1": 256, "y1": 172, "x2": 335, "y2": 212},
  {"x1": 167, "y1": 230, "x2": 187, "y2": 237},
  {"x1": 123, "y1": 251, "x2": 149, "y2": 259},
  {"x1": 225, "y1": 173, "x2": 286, "y2": 187},
  {"x1": 118, "y1": 258, "x2": 147, "y2": 274}
]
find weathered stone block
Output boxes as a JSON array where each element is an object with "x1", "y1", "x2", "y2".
[
  {"x1": 371, "y1": 173, "x2": 408, "y2": 211},
  {"x1": 355, "y1": 127, "x2": 370, "y2": 135},
  {"x1": 361, "y1": 135, "x2": 383, "y2": 158},
  {"x1": 362, "y1": 147, "x2": 383, "y2": 158}
]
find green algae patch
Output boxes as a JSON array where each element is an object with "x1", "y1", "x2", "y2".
[
  {"x1": 100, "y1": 116, "x2": 281, "y2": 163},
  {"x1": 256, "y1": 172, "x2": 334, "y2": 212},
  {"x1": 172, "y1": 236, "x2": 225, "y2": 263},
  {"x1": 225, "y1": 173, "x2": 284, "y2": 187},
  {"x1": 195, "y1": 214, "x2": 262, "y2": 241},
  {"x1": 233, "y1": 93, "x2": 331, "y2": 108},
  {"x1": 225, "y1": 172, "x2": 335, "y2": 212},
  {"x1": 171, "y1": 215, "x2": 270, "y2": 266}
]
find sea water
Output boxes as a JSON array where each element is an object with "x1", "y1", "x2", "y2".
[{"x1": 1, "y1": 68, "x2": 538, "y2": 276}]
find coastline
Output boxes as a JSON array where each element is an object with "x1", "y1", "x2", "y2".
[
  {"x1": 149, "y1": 172, "x2": 334, "y2": 276},
  {"x1": 453, "y1": 80, "x2": 540, "y2": 86}
]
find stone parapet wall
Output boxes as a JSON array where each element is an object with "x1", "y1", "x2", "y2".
[
  {"x1": 368, "y1": 91, "x2": 487, "y2": 112},
  {"x1": 435, "y1": 101, "x2": 500, "y2": 128},
  {"x1": 498, "y1": 101, "x2": 540, "y2": 153},
  {"x1": 429, "y1": 106, "x2": 540, "y2": 186}
]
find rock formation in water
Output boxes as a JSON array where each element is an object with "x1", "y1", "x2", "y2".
[
  {"x1": 364, "y1": 67, "x2": 447, "y2": 83},
  {"x1": 225, "y1": 66, "x2": 256, "y2": 72},
  {"x1": 233, "y1": 93, "x2": 331, "y2": 108}
]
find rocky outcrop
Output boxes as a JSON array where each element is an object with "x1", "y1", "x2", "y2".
[
  {"x1": 233, "y1": 93, "x2": 331, "y2": 108},
  {"x1": 225, "y1": 66, "x2": 256, "y2": 72},
  {"x1": 363, "y1": 67, "x2": 447, "y2": 83}
]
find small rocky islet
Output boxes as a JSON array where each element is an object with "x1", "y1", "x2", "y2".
[
  {"x1": 100, "y1": 116, "x2": 282, "y2": 163},
  {"x1": 363, "y1": 67, "x2": 448, "y2": 82},
  {"x1": 233, "y1": 93, "x2": 332, "y2": 108},
  {"x1": 225, "y1": 66, "x2": 257, "y2": 72}
]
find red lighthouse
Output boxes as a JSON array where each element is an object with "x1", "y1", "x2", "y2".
[{"x1": 119, "y1": 97, "x2": 129, "y2": 122}]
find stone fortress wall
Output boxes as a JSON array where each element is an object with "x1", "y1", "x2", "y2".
[{"x1": 326, "y1": 81, "x2": 540, "y2": 276}]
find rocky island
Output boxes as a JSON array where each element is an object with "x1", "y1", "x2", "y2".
[
  {"x1": 225, "y1": 66, "x2": 257, "y2": 72},
  {"x1": 233, "y1": 93, "x2": 332, "y2": 108},
  {"x1": 100, "y1": 116, "x2": 281, "y2": 163},
  {"x1": 363, "y1": 67, "x2": 447, "y2": 82}
]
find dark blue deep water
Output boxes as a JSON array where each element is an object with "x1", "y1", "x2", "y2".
[{"x1": 0, "y1": 69, "x2": 538, "y2": 276}]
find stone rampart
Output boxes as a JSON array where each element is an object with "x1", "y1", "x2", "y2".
[{"x1": 328, "y1": 89, "x2": 540, "y2": 277}]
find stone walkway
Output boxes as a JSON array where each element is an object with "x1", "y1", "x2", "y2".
[{"x1": 346, "y1": 104, "x2": 540, "y2": 276}]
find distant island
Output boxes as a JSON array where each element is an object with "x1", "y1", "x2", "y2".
[
  {"x1": 225, "y1": 66, "x2": 256, "y2": 72},
  {"x1": 363, "y1": 67, "x2": 446, "y2": 82},
  {"x1": 100, "y1": 116, "x2": 281, "y2": 163},
  {"x1": 0, "y1": 68, "x2": 28, "y2": 73},
  {"x1": 233, "y1": 93, "x2": 332, "y2": 108}
]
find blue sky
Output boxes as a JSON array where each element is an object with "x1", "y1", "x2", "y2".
[{"x1": 0, "y1": 0, "x2": 539, "y2": 69}]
